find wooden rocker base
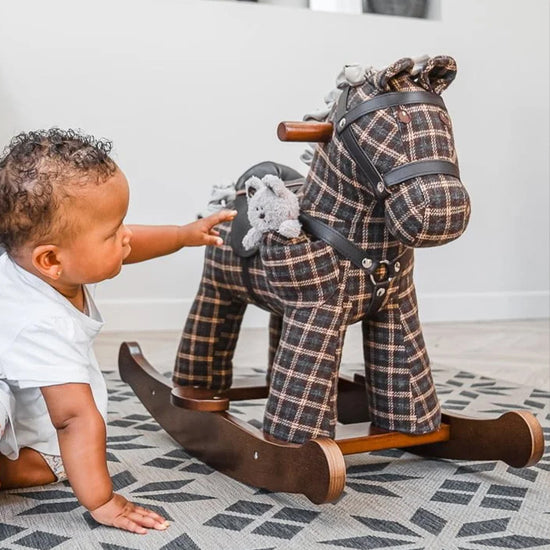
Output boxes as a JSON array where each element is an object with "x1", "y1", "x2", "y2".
[{"x1": 118, "y1": 342, "x2": 545, "y2": 504}]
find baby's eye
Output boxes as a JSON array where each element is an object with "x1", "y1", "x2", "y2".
[{"x1": 107, "y1": 226, "x2": 121, "y2": 239}]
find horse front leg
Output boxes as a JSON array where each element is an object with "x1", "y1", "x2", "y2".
[
  {"x1": 263, "y1": 300, "x2": 349, "y2": 444},
  {"x1": 173, "y1": 281, "x2": 247, "y2": 390},
  {"x1": 361, "y1": 282, "x2": 441, "y2": 434}
]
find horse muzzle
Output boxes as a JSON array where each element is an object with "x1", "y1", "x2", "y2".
[{"x1": 384, "y1": 174, "x2": 471, "y2": 248}]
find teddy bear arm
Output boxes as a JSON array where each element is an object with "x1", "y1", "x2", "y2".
[
  {"x1": 278, "y1": 220, "x2": 302, "y2": 239},
  {"x1": 243, "y1": 227, "x2": 262, "y2": 250}
]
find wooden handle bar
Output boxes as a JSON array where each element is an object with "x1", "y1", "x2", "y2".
[{"x1": 277, "y1": 121, "x2": 333, "y2": 142}]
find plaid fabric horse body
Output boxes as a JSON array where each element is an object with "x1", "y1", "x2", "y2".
[{"x1": 174, "y1": 56, "x2": 471, "y2": 444}]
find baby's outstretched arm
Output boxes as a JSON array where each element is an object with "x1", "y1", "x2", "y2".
[
  {"x1": 124, "y1": 209, "x2": 237, "y2": 264},
  {"x1": 41, "y1": 383, "x2": 169, "y2": 534}
]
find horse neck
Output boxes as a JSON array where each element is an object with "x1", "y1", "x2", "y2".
[
  {"x1": 300, "y1": 76, "x2": 423, "y2": 245},
  {"x1": 301, "y1": 152, "x2": 386, "y2": 246}
]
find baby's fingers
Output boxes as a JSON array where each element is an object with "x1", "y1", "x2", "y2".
[
  {"x1": 205, "y1": 235, "x2": 224, "y2": 247},
  {"x1": 112, "y1": 515, "x2": 148, "y2": 535},
  {"x1": 207, "y1": 209, "x2": 237, "y2": 226},
  {"x1": 124, "y1": 510, "x2": 169, "y2": 531},
  {"x1": 132, "y1": 505, "x2": 170, "y2": 529}
]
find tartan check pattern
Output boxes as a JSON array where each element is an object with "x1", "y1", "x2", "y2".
[
  {"x1": 174, "y1": 56, "x2": 469, "y2": 443},
  {"x1": 347, "y1": 62, "x2": 471, "y2": 248},
  {"x1": 362, "y1": 270, "x2": 440, "y2": 431},
  {"x1": 260, "y1": 232, "x2": 341, "y2": 308}
]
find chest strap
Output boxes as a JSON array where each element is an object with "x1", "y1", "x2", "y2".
[{"x1": 299, "y1": 212, "x2": 412, "y2": 315}]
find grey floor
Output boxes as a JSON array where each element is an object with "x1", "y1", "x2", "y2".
[
  {"x1": 4, "y1": 319, "x2": 547, "y2": 549},
  {"x1": 95, "y1": 318, "x2": 550, "y2": 390}
]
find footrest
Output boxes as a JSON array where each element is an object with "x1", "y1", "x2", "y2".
[
  {"x1": 335, "y1": 422, "x2": 451, "y2": 455},
  {"x1": 171, "y1": 387, "x2": 230, "y2": 411},
  {"x1": 170, "y1": 376, "x2": 270, "y2": 411}
]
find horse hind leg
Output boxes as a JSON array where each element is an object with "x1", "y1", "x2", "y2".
[{"x1": 174, "y1": 281, "x2": 247, "y2": 390}]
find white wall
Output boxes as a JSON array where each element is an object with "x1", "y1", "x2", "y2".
[{"x1": 0, "y1": 0, "x2": 548, "y2": 330}]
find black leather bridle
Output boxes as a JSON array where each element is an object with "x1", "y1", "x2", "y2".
[{"x1": 335, "y1": 86, "x2": 460, "y2": 200}]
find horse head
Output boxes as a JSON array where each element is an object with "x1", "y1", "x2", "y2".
[{"x1": 298, "y1": 55, "x2": 470, "y2": 248}]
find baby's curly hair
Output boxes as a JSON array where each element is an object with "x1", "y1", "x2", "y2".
[{"x1": 0, "y1": 128, "x2": 117, "y2": 254}]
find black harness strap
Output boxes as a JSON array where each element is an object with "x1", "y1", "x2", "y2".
[
  {"x1": 335, "y1": 86, "x2": 387, "y2": 200},
  {"x1": 300, "y1": 212, "x2": 374, "y2": 272},
  {"x1": 337, "y1": 90, "x2": 446, "y2": 132},
  {"x1": 384, "y1": 159, "x2": 460, "y2": 187},
  {"x1": 300, "y1": 211, "x2": 413, "y2": 316}
]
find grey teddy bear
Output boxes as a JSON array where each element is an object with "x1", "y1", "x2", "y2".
[{"x1": 242, "y1": 174, "x2": 302, "y2": 250}]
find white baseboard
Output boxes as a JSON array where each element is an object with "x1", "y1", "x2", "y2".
[
  {"x1": 96, "y1": 290, "x2": 550, "y2": 332},
  {"x1": 417, "y1": 290, "x2": 550, "y2": 323}
]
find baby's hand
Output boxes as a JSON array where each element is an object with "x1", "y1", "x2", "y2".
[
  {"x1": 90, "y1": 493, "x2": 170, "y2": 534},
  {"x1": 179, "y1": 209, "x2": 237, "y2": 247}
]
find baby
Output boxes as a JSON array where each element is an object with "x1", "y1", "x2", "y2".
[{"x1": 0, "y1": 129, "x2": 236, "y2": 534}]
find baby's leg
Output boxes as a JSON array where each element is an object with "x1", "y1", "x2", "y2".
[{"x1": 0, "y1": 448, "x2": 56, "y2": 489}]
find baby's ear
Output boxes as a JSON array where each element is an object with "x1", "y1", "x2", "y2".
[
  {"x1": 418, "y1": 56, "x2": 457, "y2": 94},
  {"x1": 262, "y1": 175, "x2": 287, "y2": 198},
  {"x1": 372, "y1": 57, "x2": 415, "y2": 91},
  {"x1": 245, "y1": 176, "x2": 263, "y2": 199},
  {"x1": 31, "y1": 244, "x2": 61, "y2": 281}
]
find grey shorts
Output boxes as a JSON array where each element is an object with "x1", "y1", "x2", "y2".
[{"x1": 40, "y1": 453, "x2": 67, "y2": 482}]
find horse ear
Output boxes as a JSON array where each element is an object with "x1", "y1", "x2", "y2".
[
  {"x1": 263, "y1": 175, "x2": 286, "y2": 197},
  {"x1": 373, "y1": 58, "x2": 415, "y2": 91},
  {"x1": 418, "y1": 56, "x2": 457, "y2": 94},
  {"x1": 245, "y1": 176, "x2": 263, "y2": 198}
]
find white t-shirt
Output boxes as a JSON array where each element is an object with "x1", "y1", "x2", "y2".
[{"x1": 0, "y1": 253, "x2": 107, "y2": 459}]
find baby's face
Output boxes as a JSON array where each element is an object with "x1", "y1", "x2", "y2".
[{"x1": 59, "y1": 169, "x2": 132, "y2": 284}]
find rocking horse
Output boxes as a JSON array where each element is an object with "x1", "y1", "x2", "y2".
[{"x1": 119, "y1": 56, "x2": 544, "y2": 504}]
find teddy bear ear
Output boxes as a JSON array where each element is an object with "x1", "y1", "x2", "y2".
[
  {"x1": 245, "y1": 176, "x2": 263, "y2": 198},
  {"x1": 417, "y1": 56, "x2": 457, "y2": 94},
  {"x1": 262, "y1": 175, "x2": 287, "y2": 197}
]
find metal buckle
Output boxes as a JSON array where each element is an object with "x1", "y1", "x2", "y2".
[{"x1": 369, "y1": 259, "x2": 393, "y2": 286}]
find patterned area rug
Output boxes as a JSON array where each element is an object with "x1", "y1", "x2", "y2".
[{"x1": 1, "y1": 363, "x2": 549, "y2": 550}]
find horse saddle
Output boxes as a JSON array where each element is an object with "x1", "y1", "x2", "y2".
[{"x1": 230, "y1": 161, "x2": 304, "y2": 258}]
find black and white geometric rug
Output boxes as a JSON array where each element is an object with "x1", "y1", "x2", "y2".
[{"x1": 1, "y1": 364, "x2": 549, "y2": 550}]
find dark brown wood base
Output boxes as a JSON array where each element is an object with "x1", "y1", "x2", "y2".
[
  {"x1": 118, "y1": 342, "x2": 345, "y2": 504},
  {"x1": 118, "y1": 341, "x2": 545, "y2": 504}
]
